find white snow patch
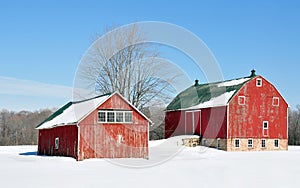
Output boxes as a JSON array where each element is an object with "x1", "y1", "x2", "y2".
[
  {"x1": 37, "y1": 95, "x2": 110, "y2": 129},
  {"x1": 187, "y1": 90, "x2": 236, "y2": 109},
  {"x1": 217, "y1": 77, "x2": 251, "y2": 87},
  {"x1": 1, "y1": 144, "x2": 300, "y2": 188}
]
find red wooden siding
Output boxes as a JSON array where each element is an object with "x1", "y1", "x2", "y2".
[
  {"x1": 165, "y1": 106, "x2": 227, "y2": 139},
  {"x1": 165, "y1": 111, "x2": 187, "y2": 138},
  {"x1": 228, "y1": 76, "x2": 288, "y2": 139},
  {"x1": 201, "y1": 106, "x2": 227, "y2": 139},
  {"x1": 78, "y1": 93, "x2": 148, "y2": 160},
  {"x1": 37, "y1": 125, "x2": 78, "y2": 158}
]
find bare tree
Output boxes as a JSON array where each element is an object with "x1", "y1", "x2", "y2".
[
  {"x1": 0, "y1": 109, "x2": 53, "y2": 146},
  {"x1": 75, "y1": 24, "x2": 177, "y2": 109}
]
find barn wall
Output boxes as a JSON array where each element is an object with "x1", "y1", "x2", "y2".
[
  {"x1": 164, "y1": 106, "x2": 227, "y2": 139},
  {"x1": 165, "y1": 111, "x2": 186, "y2": 138},
  {"x1": 228, "y1": 76, "x2": 288, "y2": 140},
  {"x1": 78, "y1": 94, "x2": 148, "y2": 160},
  {"x1": 37, "y1": 125, "x2": 78, "y2": 159},
  {"x1": 201, "y1": 106, "x2": 227, "y2": 139}
]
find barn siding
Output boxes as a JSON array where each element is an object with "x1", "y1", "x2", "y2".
[
  {"x1": 228, "y1": 76, "x2": 288, "y2": 139},
  {"x1": 165, "y1": 111, "x2": 186, "y2": 138},
  {"x1": 164, "y1": 106, "x2": 227, "y2": 139},
  {"x1": 78, "y1": 94, "x2": 148, "y2": 160},
  {"x1": 37, "y1": 125, "x2": 78, "y2": 158}
]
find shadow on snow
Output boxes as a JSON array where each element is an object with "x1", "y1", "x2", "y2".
[{"x1": 19, "y1": 151, "x2": 38, "y2": 156}]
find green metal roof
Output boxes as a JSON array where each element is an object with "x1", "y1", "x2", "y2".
[
  {"x1": 35, "y1": 93, "x2": 112, "y2": 129},
  {"x1": 166, "y1": 76, "x2": 254, "y2": 111}
]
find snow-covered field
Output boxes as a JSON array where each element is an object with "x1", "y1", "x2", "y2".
[{"x1": 1, "y1": 137, "x2": 300, "y2": 188}]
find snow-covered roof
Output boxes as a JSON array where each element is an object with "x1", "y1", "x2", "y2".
[
  {"x1": 36, "y1": 92, "x2": 152, "y2": 130},
  {"x1": 36, "y1": 93, "x2": 111, "y2": 129},
  {"x1": 166, "y1": 76, "x2": 253, "y2": 111}
]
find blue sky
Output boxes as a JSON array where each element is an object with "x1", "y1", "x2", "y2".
[{"x1": 0, "y1": 0, "x2": 299, "y2": 111}]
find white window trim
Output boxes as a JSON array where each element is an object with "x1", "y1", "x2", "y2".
[
  {"x1": 248, "y1": 138, "x2": 253, "y2": 148},
  {"x1": 263, "y1": 121, "x2": 269, "y2": 130},
  {"x1": 98, "y1": 110, "x2": 133, "y2": 123},
  {"x1": 272, "y1": 97, "x2": 280, "y2": 107},
  {"x1": 234, "y1": 139, "x2": 240, "y2": 148},
  {"x1": 261, "y1": 139, "x2": 266, "y2": 148},
  {"x1": 274, "y1": 139, "x2": 279, "y2": 148},
  {"x1": 238, "y1": 96, "x2": 246, "y2": 105},
  {"x1": 55, "y1": 137, "x2": 59, "y2": 150},
  {"x1": 256, "y1": 78, "x2": 263, "y2": 87}
]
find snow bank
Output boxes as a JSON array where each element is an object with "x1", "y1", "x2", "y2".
[{"x1": 1, "y1": 144, "x2": 299, "y2": 188}]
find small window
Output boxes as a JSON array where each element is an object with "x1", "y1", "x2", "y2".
[
  {"x1": 55, "y1": 137, "x2": 59, "y2": 150},
  {"x1": 272, "y1": 97, "x2": 280, "y2": 106},
  {"x1": 235, "y1": 139, "x2": 240, "y2": 148},
  {"x1": 263, "y1": 121, "x2": 269, "y2": 129},
  {"x1": 256, "y1": 78, "x2": 262, "y2": 87},
  {"x1": 98, "y1": 111, "x2": 106, "y2": 122},
  {"x1": 125, "y1": 112, "x2": 132, "y2": 123},
  {"x1": 217, "y1": 138, "x2": 221, "y2": 149},
  {"x1": 261, "y1": 139, "x2": 266, "y2": 148},
  {"x1": 248, "y1": 139, "x2": 253, "y2": 148},
  {"x1": 107, "y1": 112, "x2": 115, "y2": 122},
  {"x1": 274, "y1": 139, "x2": 279, "y2": 148},
  {"x1": 238, "y1": 96, "x2": 246, "y2": 105},
  {"x1": 116, "y1": 112, "x2": 124, "y2": 122}
]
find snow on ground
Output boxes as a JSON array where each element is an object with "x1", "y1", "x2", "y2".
[{"x1": 1, "y1": 137, "x2": 300, "y2": 188}]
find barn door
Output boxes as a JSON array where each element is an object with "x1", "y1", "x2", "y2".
[
  {"x1": 185, "y1": 112, "x2": 194, "y2": 135},
  {"x1": 185, "y1": 111, "x2": 201, "y2": 135}
]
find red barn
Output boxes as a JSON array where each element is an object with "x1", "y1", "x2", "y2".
[
  {"x1": 165, "y1": 70, "x2": 288, "y2": 151},
  {"x1": 36, "y1": 92, "x2": 150, "y2": 160}
]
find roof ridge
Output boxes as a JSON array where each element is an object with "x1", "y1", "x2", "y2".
[
  {"x1": 196, "y1": 76, "x2": 254, "y2": 86},
  {"x1": 72, "y1": 92, "x2": 112, "y2": 104}
]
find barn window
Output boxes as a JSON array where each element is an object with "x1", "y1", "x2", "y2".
[
  {"x1": 274, "y1": 139, "x2": 279, "y2": 148},
  {"x1": 55, "y1": 137, "x2": 59, "y2": 150},
  {"x1": 256, "y1": 78, "x2": 262, "y2": 87},
  {"x1": 248, "y1": 139, "x2": 253, "y2": 148},
  {"x1": 238, "y1": 96, "x2": 246, "y2": 105},
  {"x1": 272, "y1": 97, "x2": 280, "y2": 106},
  {"x1": 261, "y1": 139, "x2": 266, "y2": 148},
  {"x1": 235, "y1": 139, "x2": 240, "y2": 148},
  {"x1": 107, "y1": 112, "x2": 115, "y2": 122},
  {"x1": 217, "y1": 138, "x2": 221, "y2": 149},
  {"x1": 125, "y1": 112, "x2": 132, "y2": 123},
  {"x1": 98, "y1": 110, "x2": 132, "y2": 123},
  {"x1": 116, "y1": 112, "x2": 124, "y2": 122},
  {"x1": 263, "y1": 121, "x2": 269, "y2": 129},
  {"x1": 98, "y1": 111, "x2": 106, "y2": 122}
]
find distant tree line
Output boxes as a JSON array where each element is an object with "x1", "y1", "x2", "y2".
[
  {"x1": 0, "y1": 109, "x2": 53, "y2": 145},
  {"x1": 1, "y1": 106, "x2": 300, "y2": 145},
  {"x1": 289, "y1": 106, "x2": 300, "y2": 145}
]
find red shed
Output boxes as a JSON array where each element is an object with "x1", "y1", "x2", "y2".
[
  {"x1": 36, "y1": 92, "x2": 150, "y2": 160},
  {"x1": 165, "y1": 70, "x2": 288, "y2": 151}
]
